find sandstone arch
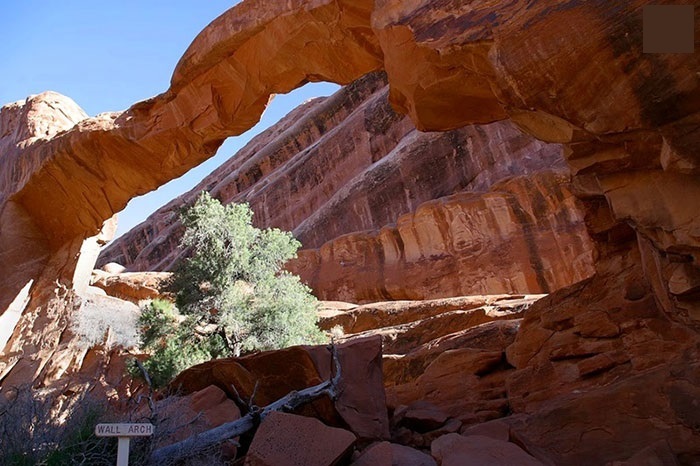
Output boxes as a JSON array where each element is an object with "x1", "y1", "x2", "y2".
[{"x1": 1, "y1": 0, "x2": 698, "y2": 394}]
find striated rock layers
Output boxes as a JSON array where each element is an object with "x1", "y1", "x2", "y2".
[
  {"x1": 1, "y1": 0, "x2": 699, "y2": 462},
  {"x1": 98, "y1": 72, "x2": 594, "y2": 302},
  {"x1": 312, "y1": 251, "x2": 700, "y2": 464},
  {"x1": 291, "y1": 170, "x2": 593, "y2": 301},
  {"x1": 1, "y1": 0, "x2": 385, "y2": 393}
]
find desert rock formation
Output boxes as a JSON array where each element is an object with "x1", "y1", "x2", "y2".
[
  {"x1": 98, "y1": 73, "x2": 594, "y2": 302},
  {"x1": 1, "y1": 0, "x2": 699, "y2": 463},
  {"x1": 291, "y1": 170, "x2": 594, "y2": 301},
  {"x1": 96, "y1": 72, "x2": 570, "y2": 268}
]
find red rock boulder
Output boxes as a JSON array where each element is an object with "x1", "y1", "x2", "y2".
[
  {"x1": 305, "y1": 336, "x2": 390, "y2": 441},
  {"x1": 352, "y1": 441, "x2": 436, "y2": 466},
  {"x1": 245, "y1": 411, "x2": 355, "y2": 466},
  {"x1": 153, "y1": 384, "x2": 241, "y2": 457},
  {"x1": 431, "y1": 434, "x2": 544, "y2": 466},
  {"x1": 90, "y1": 270, "x2": 171, "y2": 303},
  {"x1": 172, "y1": 336, "x2": 389, "y2": 441}
]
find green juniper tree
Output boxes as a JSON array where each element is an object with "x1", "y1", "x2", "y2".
[{"x1": 137, "y1": 192, "x2": 323, "y2": 386}]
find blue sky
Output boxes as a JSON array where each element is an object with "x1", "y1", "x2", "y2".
[{"x1": 0, "y1": 1, "x2": 339, "y2": 240}]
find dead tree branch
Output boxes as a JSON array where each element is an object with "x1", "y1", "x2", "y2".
[
  {"x1": 249, "y1": 380, "x2": 260, "y2": 407},
  {"x1": 229, "y1": 383, "x2": 247, "y2": 409},
  {"x1": 150, "y1": 345, "x2": 342, "y2": 465},
  {"x1": 134, "y1": 358, "x2": 156, "y2": 417}
]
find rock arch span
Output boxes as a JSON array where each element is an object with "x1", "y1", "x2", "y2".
[{"x1": 0, "y1": 0, "x2": 698, "y2": 391}]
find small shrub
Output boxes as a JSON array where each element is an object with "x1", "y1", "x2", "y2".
[
  {"x1": 0, "y1": 385, "x2": 231, "y2": 466},
  {"x1": 71, "y1": 295, "x2": 139, "y2": 349},
  {"x1": 134, "y1": 299, "x2": 216, "y2": 387},
  {"x1": 0, "y1": 386, "x2": 116, "y2": 466},
  {"x1": 134, "y1": 193, "x2": 325, "y2": 387}
]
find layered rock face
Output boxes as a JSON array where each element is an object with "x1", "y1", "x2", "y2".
[
  {"x1": 91, "y1": 0, "x2": 698, "y2": 318},
  {"x1": 312, "y1": 255, "x2": 700, "y2": 464},
  {"x1": 98, "y1": 73, "x2": 594, "y2": 302},
  {"x1": 502, "y1": 247, "x2": 700, "y2": 465},
  {"x1": 1, "y1": 0, "x2": 697, "y2": 317},
  {"x1": 1, "y1": 0, "x2": 385, "y2": 392},
  {"x1": 97, "y1": 72, "x2": 569, "y2": 265},
  {"x1": 292, "y1": 170, "x2": 593, "y2": 301},
  {"x1": 1, "y1": 0, "x2": 699, "y2": 462}
]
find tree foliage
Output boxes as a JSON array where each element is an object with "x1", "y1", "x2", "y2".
[{"x1": 137, "y1": 192, "x2": 323, "y2": 386}]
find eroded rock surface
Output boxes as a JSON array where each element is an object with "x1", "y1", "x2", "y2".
[
  {"x1": 153, "y1": 385, "x2": 241, "y2": 456},
  {"x1": 98, "y1": 74, "x2": 585, "y2": 304},
  {"x1": 245, "y1": 411, "x2": 356, "y2": 466},
  {"x1": 431, "y1": 433, "x2": 544, "y2": 466},
  {"x1": 351, "y1": 441, "x2": 436, "y2": 466},
  {"x1": 1, "y1": 1, "x2": 699, "y2": 463},
  {"x1": 291, "y1": 170, "x2": 594, "y2": 301},
  {"x1": 172, "y1": 335, "x2": 389, "y2": 441},
  {"x1": 321, "y1": 296, "x2": 528, "y2": 426}
]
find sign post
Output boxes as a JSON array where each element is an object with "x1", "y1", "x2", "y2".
[{"x1": 95, "y1": 423, "x2": 154, "y2": 466}]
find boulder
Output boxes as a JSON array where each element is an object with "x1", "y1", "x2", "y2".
[
  {"x1": 421, "y1": 419, "x2": 463, "y2": 445},
  {"x1": 431, "y1": 434, "x2": 544, "y2": 466},
  {"x1": 245, "y1": 412, "x2": 355, "y2": 466},
  {"x1": 100, "y1": 262, "x2": 126, "y2": 274},
  {"x1": 153, "y1": 385, "x2": 241, "y2": 457},
  {"x1": 306, "y1": 336, "x2": 390, "y2": 440},
  {"x1": 173, "y1": 336, "x2": 389, "y2": 441},
  {"x1": 351, "y1": 441, "x2": 436, "y2": 466},
  {"x1": 171, "y1": 345, "x2": 338, "y2": 425},
  {"x1": 90, "y1": 270, "x2": 171, "y2": 303},
  {"x1": 609, "y1": 440, "x2": 680, "y2": 466},
  {"x1": 398, "y1": 402, "x2": 448, "y2": 433},
  {"x1": 461, "y1": 419, "x2": 510, "y2": 442}
]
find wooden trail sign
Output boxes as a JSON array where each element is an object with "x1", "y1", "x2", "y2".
[
  {"x1": 95, "y1": 423, "x2": 154, "y2": 466},
  {"x1": 95, "y1": 423, "x2": 154, "y2": 437}
]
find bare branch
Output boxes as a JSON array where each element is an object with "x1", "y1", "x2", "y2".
[
  {"x1": 229, "y1": 384, "x2": 247, "y2": 409},
  {"x1": 134, "y1": 358, "x2": 156, "y2": 416},
  {"x1": 150, "y1": 345, "x2": 341, "y2": 465},
  {"x1": 134, "y1": 358, "x2": 153, "y2": 388},
  {"x1": 249, "y1": 380, "x2": 260, "y2": 408},
  {"x1": 329, "y1": 344, "x2": 341, "y2": 397}
]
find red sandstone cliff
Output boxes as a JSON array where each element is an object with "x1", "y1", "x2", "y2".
[
  {"x1": 98, "y1": 73, "x2": 570, "y2": 262},
  {"x1": 292, "y1": 170, "x2": 594, "y2": 302},
  {"x1": 98, "y1": 73, "x2": 594, "y2": 302},
  {"x1": 1, "y1": 1, "x2": 699, "y2": 463}
]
